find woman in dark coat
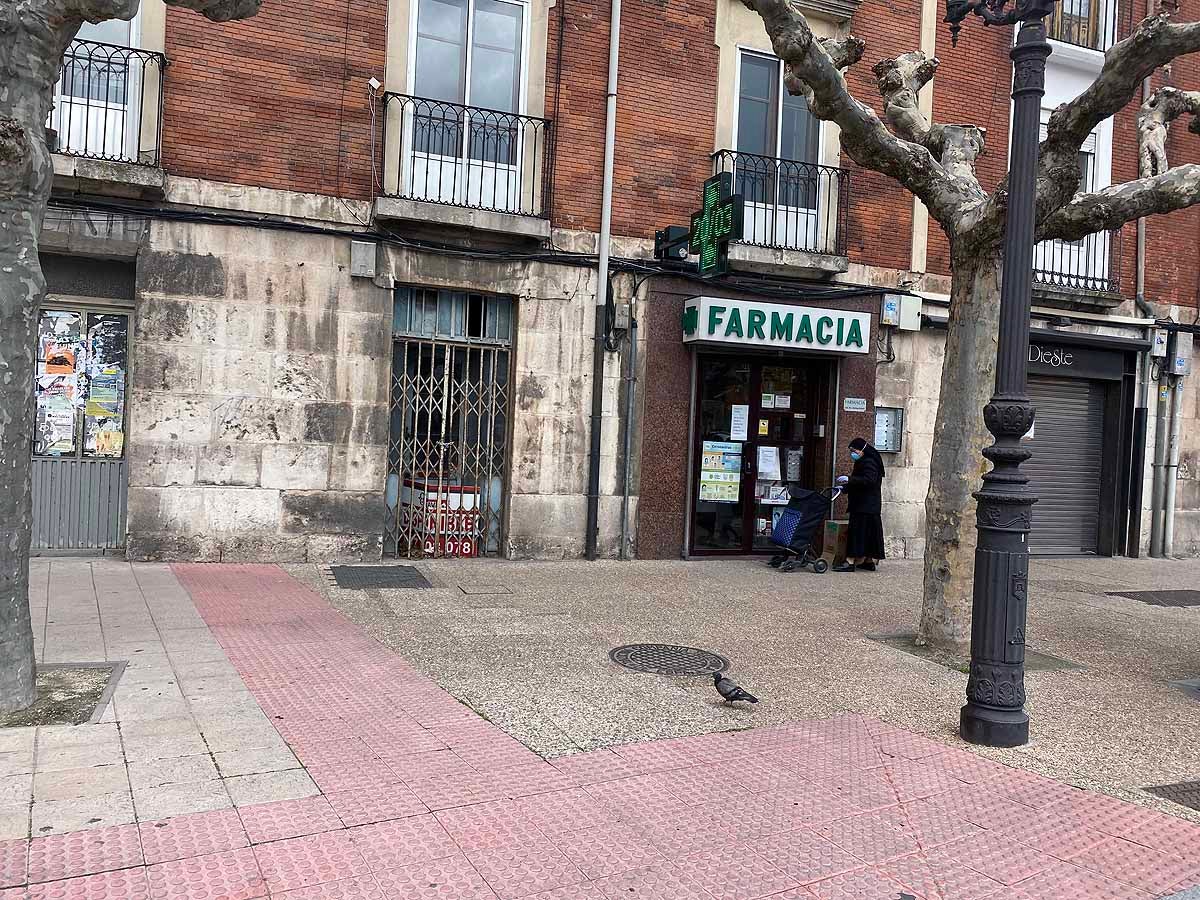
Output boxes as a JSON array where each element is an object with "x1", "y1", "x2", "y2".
[{"x1": 834, "y1": 437, "x2": 885, "y2": 572}]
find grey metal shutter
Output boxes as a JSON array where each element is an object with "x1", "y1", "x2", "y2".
[{"x1": 1024, "y1": 376, "x2": 1105, "y2": 555}]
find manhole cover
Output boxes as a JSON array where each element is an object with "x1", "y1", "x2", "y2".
[
  {"x1": 330, "y1": 566, "x2": 431, "y2": 590},
  {"x1": 609, "y1": 644, "x2": 729, "y2": 676},
  {"x1": 1145, "y1": 780, "x2": 1200, "y2": 812},
  {"x1": 1107, "y1": 590, "x2": 1200, "y2": 607}
]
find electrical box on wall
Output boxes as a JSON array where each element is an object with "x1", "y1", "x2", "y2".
[
  {"x1": 1152, "y1": 329, "x2": 1169, "y2": 358},
  {"x1": 881, "y1": 294, "x2": 902, "y2": 327},
  {"x1": 613, "y1": 302, "x2": 631, "y2": 331},
  {"x1": 1169, "y1": 330, "x2": 1193, "y2": 376},
  {"x1": 874, "y1": 406, "x2": 904, "y2": 452},
  {"x1": 350, "y1": 241, "x2": 377, "y2": 279},
  {"x1": 881, "y1": 293, "x2": 922, "y2": 331}
]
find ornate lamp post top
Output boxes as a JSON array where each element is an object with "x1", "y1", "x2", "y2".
[{"x1": 944, "y1": 0, "x2": 1059, "y2": 45}]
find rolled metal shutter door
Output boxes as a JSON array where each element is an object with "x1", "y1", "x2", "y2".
[{"x1": 1024, "y1": 376, "x2": 1105, "y2": 555}]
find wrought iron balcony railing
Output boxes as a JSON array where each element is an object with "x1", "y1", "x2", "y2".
[
  {"x1": 382, "y1": 93, "x2": 552, "y2": 219},
  {"x1": 50, "y1": 40, "x2": 166, "y2": 166},
  {"x1": 1033, "y1": 227, "x2": 1123, "y2": 295},
  {"x1": 712, "y1": 150, "x2": 850, "y2": 257},
  {"x1": 1046, "y1": 0, "x2": 1122, "y2": 51}
]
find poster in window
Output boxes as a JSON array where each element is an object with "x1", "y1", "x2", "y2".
[
  {"x1": 730, "y1": 404, "x2": 749, "y2": 441},
  {"x1": 82, "y1": 313, "x2": 128, "y2": 459},
  {"x1": 699, "y1": 440, "x2": 742, "y2": 503},
  {"x1": 34, "y1": 375, "x2": 77, "y2": 456},
  {"x1": 38, "y1": 310, "x2": 82, "y2": 375}
]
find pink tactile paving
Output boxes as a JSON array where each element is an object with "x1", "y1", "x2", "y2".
[
  {"x1": 238, "y1": 796, "x2": 344, "y2": 844},
  {"x1": 1012, "y1": 860, "x2": 1155, "y2": 900},
  {"x1": 1069, "y1": 835, "x2": 1200, "y2": 896},
  {"x1": 406, "y1": 771, "x2": 511, "y2": 811},
  {"x1": 886, "y1": 851, "x2": 1007, "y2": 900},
  {"x1": 372, "y1": 853, "x2": 499, "y2": 899},
  {"x1": 308, "y1": 759, "x2": 403, "y2": 794},
  {"x1": 138, "y1": 808, "x2": 248, "y2": 865},
  {"x1": 816, "y1": 811, "x2": 921, "y2": 864},
  {"x1": 522, "y1": 884, "x2": 607, "y2": 900},
  {"x1": 252, "y1": 828, "x2": 369, "y2": 894},
  {"x1": 1055, "y1": 792, "x2": 1178, "y2": 841},
  {"x1": 995, "y1": 771, "x2": 1086, "y2": 809},
  {"x1": 926, "y1": 783, "x2": 1042, "y2": 831},
  {"x1": 993, "y1": 807, "x2": 1108, "y2": 860},
  {"x1": 918, "y1": 751, "x2": 1010, "y2": 786},
  {"x1": 0, "y1": 840, "x2": 26, "y2": 889},
  {"x1": 550, "y1": 750, "x2": 659, "y2": 786},
  {"x1": 145, "y1": 847, "x2": 265, "y2": 900},
  {"x1": 349, "y1": 815, "x2": 459, "y2": 872},
  {"x1": 325, "y1": 784, "x2": 429, "y2": 827},
  {"x1": 0, "y1": 887, "x2": 24, "y2": 899},
  {"x1": 517, "y1": 788, "x2": 619, "y2": 836},
  {"x1": 270, "y1": 874, "x2": 386, "y2": 900},
  {"x1": 803, "y1": 866, "x2": 914, "y2": 900},
  {"x1": 1122, "y1": 812, "x2": 1200, "y2": 856},
  {"x1": 435, "y1": 800, "x2": 551, "y2": 851},
  {"x1": 383, "y1": 749, "x2": 478, "y2": 782},
  {"x1": 549, "y1": 823, "x2": 665, "y2": 880},
  {"x1": 26, "y1": 867, "x2": 152, "y2": 900},
  {"x1": 27, "y1": 823, "x2": 144, "y2": 884},
  {"x1": 936, "y1": 831, "x2": 1058, "y2": 885},
  {"x1": 489, "y1": 764, "x2": 579, "y2": 800},
  {"x1": 676, "y1": 847, "x2": 801, "y2": 900},
  {"x1": 811, "y1": 769, "x2": 901, "y2": 812},
  {"x1": 873, "y1": 800, "x2": 985, "y2": 850},
  {"x1": 750, "y1": 827, "x2": 867, "y2": 885},
  {"x1": 656, "y1": 767, "x2": 752, "y2": 809},
  {"x1": 877, "y1": 758, "x2": 970, "y2": 803},
  {"x1": 591, "y1": 861, "x2": 719, "y2": 900},
  {"x1": 467, "y1": 843, "x2": 587, "y2": 899}
]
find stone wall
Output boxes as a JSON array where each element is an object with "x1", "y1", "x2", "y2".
[{"x1": 126, "y1": 221, "x2": 391, "y2": 561}]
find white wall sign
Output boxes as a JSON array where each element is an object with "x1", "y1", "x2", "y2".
[
  {"x1": 730, "y1": 405, "x2": 749, "y2": 441},
  {"x1": 682, "y1": 296, "x2": 871, "y2": 355},
  {"x1": 843, "y1": 397, "x2": 868, "y2": 412}
]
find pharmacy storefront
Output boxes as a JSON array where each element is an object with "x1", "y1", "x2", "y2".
[{"x1": 636, "y1": 285, "x2": 882, "y2": 559}]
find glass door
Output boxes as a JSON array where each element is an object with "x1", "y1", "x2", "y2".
[{"x1": 691, "y1": 356, "x2": 824, "y2": 554}]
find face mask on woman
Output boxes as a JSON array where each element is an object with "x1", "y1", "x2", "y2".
[{"x1": 850, "y1": 451, "x2": 863, "y2": 462}]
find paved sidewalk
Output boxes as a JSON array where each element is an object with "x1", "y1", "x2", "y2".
[{"x1": 2, "y1": 563, "x2": 1198, "y2": 899}]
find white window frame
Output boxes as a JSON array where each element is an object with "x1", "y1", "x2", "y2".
[
  {"x1": 402, "y1": 0, "x2": 533, "y2": 209},
  {"x1": 731, "y1": 47, "x2": 832, "y2": 253}
]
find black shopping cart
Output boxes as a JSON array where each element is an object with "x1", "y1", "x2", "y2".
[{"x1": 767, "y1": 486, "x2": 842, "y2": 574}]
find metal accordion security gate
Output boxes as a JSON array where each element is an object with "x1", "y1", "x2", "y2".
[{"x1": 384, "y1": 287, "x2": 513, "y2": 559}]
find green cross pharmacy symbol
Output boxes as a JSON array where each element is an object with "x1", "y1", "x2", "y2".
[
  {"x1": 682, "y1": 305, "x2": 698, "y2": 336},
  {"x1": 689, "y1": 172, "x2": 744, "y2": 277}
]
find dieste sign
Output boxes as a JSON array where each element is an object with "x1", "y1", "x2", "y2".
[{"x1": 682, "y1": 296, "x2": 871, "y2": 355}]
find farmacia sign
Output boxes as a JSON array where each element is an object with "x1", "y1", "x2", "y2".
[{"x1": 682, "y1": 296, "x2": 871, "y2": 355}]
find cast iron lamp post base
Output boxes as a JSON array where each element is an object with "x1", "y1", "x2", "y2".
[{"x1": 945, "y1": 3, "x2": 1054, "y2": 748}]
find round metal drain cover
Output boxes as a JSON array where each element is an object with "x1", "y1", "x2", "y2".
[{"x1": 608, "y1": 644, "x2": 730, "y2": 676}]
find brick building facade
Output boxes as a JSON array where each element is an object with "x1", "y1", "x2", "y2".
[{"x1": 30, "y1": 0, "x2": 1200, "y2": 561}]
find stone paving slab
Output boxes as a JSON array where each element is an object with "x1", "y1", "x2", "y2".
[{"x1": 5, "y1": 563, "x2": 1198, "y2": 899}]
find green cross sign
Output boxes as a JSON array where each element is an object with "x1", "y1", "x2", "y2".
[{"x1": 689, "y1": 172, "x2": 744, "y2": 277}]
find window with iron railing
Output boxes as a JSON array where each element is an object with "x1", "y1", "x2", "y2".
[
  {"x1": 1046, "y1": 0, "x2": 1117, "y2": 51},
  {"x1": 50, "y1": 24, "x2": 166, "y2": 167},
  {"x1": 381, "y1": 0, "x2": 552, "y2": 217},
  {"x1": 715, "y1": 51, "x2": 849, "y2": 256}
]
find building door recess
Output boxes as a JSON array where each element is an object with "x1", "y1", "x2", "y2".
[
  {"x1": 1024, "y1": 375, "x2": 1106, "y2": 555},
  {"x1": 31, "y1": 303, "x2": 130, "y2": 552},
  {"x1": 690, "y1": 354, "x2": 830, "y2": 554},
  {"x1": 384, "y1": 287, "x2": 513, "y2": 559}
]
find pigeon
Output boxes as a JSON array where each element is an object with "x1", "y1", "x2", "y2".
[{"x1": 713, "y1": 671, "x2": 758, "y2": 704}]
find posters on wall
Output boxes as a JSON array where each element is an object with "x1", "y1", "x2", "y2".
[
  {"x1": 33, "y1": 309, "x2": 128, "y2": 459},
  {"x1": 757, "y1": 445, "x2": 781, "y2": 481},
  {"x1": 699, "y1": 440, "x2": 741, "y2": 503}
]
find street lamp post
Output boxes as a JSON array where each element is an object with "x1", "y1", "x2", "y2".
[{"x1": 944, "y1": 0, "x2": 1056, "y2": 748}]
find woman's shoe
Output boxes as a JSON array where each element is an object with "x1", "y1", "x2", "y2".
[
  {"x1": 859, "y1": 562, "x2": 877, "y2": 572},
  {"x1": 833, "y1": 562, "x2": 856, "y2": 573}
]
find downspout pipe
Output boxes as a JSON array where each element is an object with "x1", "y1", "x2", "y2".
[
  {"x1": 1164, "y1": 373, "x2": 1183, "y2": 557},
  {"x1": 585, "y1": 0, "x2": 622, "y2": 560},
  {"x1": 619, "y1": 314, "x2": 638, "y2": 560}
]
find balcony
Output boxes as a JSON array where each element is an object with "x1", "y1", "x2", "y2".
[
  {"x1": 712, "y1": 150, "x2": 850, "y2": 274},
  {"x1": 48, "y1": 40, "x2": 167, "y2": 197},
  {"x1": 1034, "y1": 228, "x2": 1123, "y2": 307},
  {"x1": 375, "y1": 93, "x2": 553, "y2": 239},
  {"x1": 1046, "y1": 0, "x2": 1120, "y2": 52}
]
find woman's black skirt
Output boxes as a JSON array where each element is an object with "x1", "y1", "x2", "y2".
[{"x1": 847, "y1": 512, "x2": 886, "y2": 560}]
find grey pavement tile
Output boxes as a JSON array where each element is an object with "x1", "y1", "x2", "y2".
[
  {"x1": 0, "y1": 802, "x2": 30, "y2": 840},
  {"x1": 121, "y1": 732, "x2": 209, "y2": 763},
  {"x1": 114, "y1": 698, "x2": 193, "y2": 723},
  {"x1": 166, "y1": 648, "x2": 231, "y2": 664},
  {"x1": 0, "y1": 775, "x2": 32, "y2": 805},
  {"x1": 200, "y1": 726, "x2": 287, "y2": 754},
  {"x1": 0, "y1": 752, "x2": 34, "y2": 779},
  {"x1": 36, "y1": 724, "x2": 119, "y2": 750},
  {"x1": 118, "y1": 718, "x2": 198, "y2": 741},
  {"x1": 129, "y1": 755, "x2": 219, "y2": 791},
  {"x1": 223, "y1": 769, "x2": 320, "y2": 807},
  {"x1": 178, "y1": 676, "x2": 249, "y2": 698},
  {"x1": 31, "y1": 790, "x2": 135, "y2": 835},
  {"x1": 35, "y1": 741, "x2": 125, "y2": 773},
  {"x1": 0, "y1": 730, "x2": 35, "y2": 755},
  {"x1": 132, "y1": 779, "x2": 231, "y2": 821},
  {"x1": 170, "y1": 659, "x2": 240, "y2": 680},
  {"x1": 212, "y1": 745, "x2": 300, "y2": 778},
  {"x1": 33, "y1": 764, "x2": 130, "y2": 802}
]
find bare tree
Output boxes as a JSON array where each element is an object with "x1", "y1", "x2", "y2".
[
  {"x1": 744, "y1": 0, "x2": 1200, "y2": 654},
  {"x1": 0, "y1": 0, "x2": 261, "y2": 713}
]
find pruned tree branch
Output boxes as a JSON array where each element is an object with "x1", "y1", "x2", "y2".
[
  {"x1": 1038, "y1": 12, "x2": 1200, "y2": 216},
  {"x1": 56, "y1": 0, "x2": 259, "y2": 21},
  {"x1": 742, "y1": 0, "x2": 986, "y2": 228},
  {"x1": 1038, "y1": 163, "x2": 1200, "y2": 241},
  {"x1": 873, "y1": 52, "x2": 941, "y2": 148},
  {"x1": 1139, "y1": 86, "x2": 1200, "y2": 176}
]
